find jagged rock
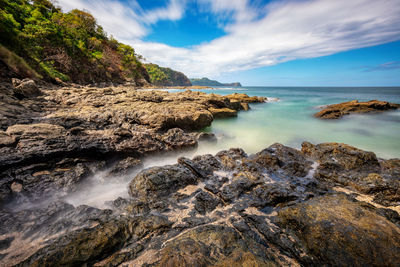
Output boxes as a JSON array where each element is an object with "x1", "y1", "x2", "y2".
[
  {"x1": 254, "y1": 143, "x2": 313, "y2": 177},
  {"x1": 277, "y1": 194, "x2": 400, "y2": 266},
  {"x1": 154, "y1": 225, "x2": 276, "y2": 266},
  {"x1": 107, "y1": 157, "x2": 143, "y2": 176},
  {"x1": 129, "y1": 165, "x2": 199, "y2": 201},
  {"x1": 162, "y1": 128, "x2": 197, "y2": 149},
  {"x1": 193, "y1": 190, "x2": 221, "y2": 214},
  {"x1": 2, "y1": 79, "x2": 400, "y2": 266},
  {"x1": 1, "y1": 142, "x2": 400, "y2": 266},
  {"x1": 12, "y1": 78, "x2": 42, "y2": 98},
  {"x1": 301, "y1": 142, "x2": 400, "y2": 206},
  {"x1": 314, "y1": 100, "x2": 400, "y2": 119},
  {"x1": 208, "y1": 107, "x2": 237, "y2": 118}
]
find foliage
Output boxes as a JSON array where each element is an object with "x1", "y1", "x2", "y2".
[
  {"x1": 145, "y1": 63, "x2": 192, "y2": 86},
  {"x1": 0, "y1": 44, "x2": 42, "y2": 79},
  {"x1": 0, "y1": 0, "x2": 148, "y2": 84}
]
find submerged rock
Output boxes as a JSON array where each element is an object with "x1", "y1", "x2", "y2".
[{"x1": 314, "y1": 99, "x2": 400, "y2": 119}]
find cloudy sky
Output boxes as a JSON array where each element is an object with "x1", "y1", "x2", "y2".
[{"x1": 57, "y1": 0, "x2": 400, "y2": 86}]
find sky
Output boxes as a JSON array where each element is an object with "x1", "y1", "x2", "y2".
[{"x1": 56, "y1": 0, "x2": 400, "y2": 86}]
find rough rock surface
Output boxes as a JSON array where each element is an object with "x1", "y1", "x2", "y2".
[
  {"x1": 314, "y1": 100, "x2": 400, "y2": 119},
  {"x1": 1, "y1": 81, "x2": 399, "y2": 266},
  {"x1": 0, "y1": 82, "x2": 266, "y2": 204},
  {"x1": 1, "y1": 142, "x2": 399, "y2": 266},
  {"x1": 11, "y1": 78, "x2": 42, "y2": 99}
]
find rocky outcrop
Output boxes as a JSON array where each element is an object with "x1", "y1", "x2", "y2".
[
  {"x1": 0, "y1": 83, "x2": 265, "y2": 204},
  {"x1": 314, "y1": 100, "x2": 400, "y2": 119},
  {"x1": 1, "y1": 142, "x2": 399, "y2": 266},
  {"x1": 1, "y1": 80, "x2": 399, "y2": 266}
]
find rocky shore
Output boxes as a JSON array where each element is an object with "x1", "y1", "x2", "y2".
[
  {"x1": 314, "y1": 99, "x2": 400, "y2": 119},
  {"x1": 1, "y1": 141, "x2": 399, "y2": 266},
  {"x1": 1, "y1": 80, "x2": 400, "y2": 266},
  {"x1": 0, "y1": 79, "x2": 266, "y2": 204}
]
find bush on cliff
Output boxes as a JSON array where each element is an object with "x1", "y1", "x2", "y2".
[
  {"x1": 0, "y1": 0, "x2": 149, "y2": 84},
  {"x1": 145, "y1": 63, "x2": 192, "y2": 86}
]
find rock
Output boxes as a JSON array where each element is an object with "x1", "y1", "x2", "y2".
[
  {"x1": 12, "y1": 78, "x2": 42, "y2": 98},
  {"x1": 154, "y1": 225, "x2": 276, "y2": 267},
  {"x1": 254, "y1": 143, "x2": 313, "y2": 177},
  {"x1": 225, "y1": 93, "x2": 267, "y2": 103},
  {"x1": 302, "y1": 142, "x2": 380, "y2": 172},
  {"x1": 196, "y1": 132, "x2": 217, "y2": 142},
  {"x1": 2, "y1": 141, "x2": 400, "y2": 266},
  {"x1": 277, "y1": 194, "x2": 400, "y2": 266},
  {"x1": 193, "y1": 190, "x2": 221, "y2": 214},
  {"x1": 107, "y1": 157, "x2": 143, "y2": 176},
  {"x1": 208, "y1": 107, "x2": 237, "y2": 118},
  {"x1": 129, "y1": 165, "x2": 199, "y2": 201},
  {"x1": 162, "y1": 128, "x2": 197, "y2": 149},
  {"x1": 314, "y1": 100, "x2": 400, "y2": 119}
]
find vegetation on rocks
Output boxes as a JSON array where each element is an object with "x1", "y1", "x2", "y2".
[
  {"x1": 190, "y1": 77, "x2": 242, "y2": 87},
  {"x1": 0, "y1": 0, "x2": 150, "y2": 84},
  {"x1": 145, "y1": 63, "x2": 192, "y2": 86}
]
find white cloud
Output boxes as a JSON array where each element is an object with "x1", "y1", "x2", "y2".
[
  {"x1": 143, "y1": 0, "x2": 186, "y2": 24},
  {"x1": 56, "y1": 0, "x2": 400, "y2": 78},
  {"x1": 56, "y1": 0, "x2": 186, "y2": 38}
]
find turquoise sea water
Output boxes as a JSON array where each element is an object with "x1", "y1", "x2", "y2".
[
  {"x1": 171, "y1": 87, "x2": 400, "y2": 159},
  {"x1": 66, "y1": 86, "x2": 400, "y2": 208}
]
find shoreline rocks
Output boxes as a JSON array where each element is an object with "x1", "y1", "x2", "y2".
[
  {"x1": 314, "y1": 100, "x2": 400, "y2": 119},
  {"x1": 0, "y1": 82, "x2": 265, "y2": 204},
  {"x1": 0, "y1": 142, "x2": 399, "y2": 266},
  {"x1": 1, "y1": 81, "x2": 399, "y2": 266}
]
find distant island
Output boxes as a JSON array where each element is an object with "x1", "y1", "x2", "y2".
[{"x1": 190, "y1": 77, "x2": 242, "y2": 87}]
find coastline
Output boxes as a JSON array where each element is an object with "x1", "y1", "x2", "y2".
[{"x1": 0, "y1": 80, "x2": 399, "y2": 266}]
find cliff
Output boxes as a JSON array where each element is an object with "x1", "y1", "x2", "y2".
[
  {"x1": 190, "y1": 77, "x2": 242, "y2": 87},
  {"x1": 145, "y1": 63, "x2": 192, "y2": 86}
]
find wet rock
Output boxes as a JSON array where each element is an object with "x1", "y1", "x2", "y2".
[
  {"x1": 196, "y1": 132, "x2": 217, "y2": 142},
  {"x1": 162, "y1": 128, "x2": 197, "y2": 149},
  {"x1": 314, "y1": 100, "x2": 400, "y2": 119},
  {"x1": 193, "y1": 190, "x2": 221, "y2": 214},
  {"x1": 254, "y1": 143, "x2": 313, "y2": 177},
  {"x1": 208, "y1": 107, "x2": 237, "y2": 118},
  {"x1": 301, "y1": 142, "x2": 400, "y2": 206},
  {"x1": 302, "y1": 142, "x2": 380, "y2": 172},
  {"x1": 277, "y1": 194, "x2": 400, "y2": 266},
  {"x1": 129, "y1": 165, "x2": 199, "y2": 201},
  {"x1": 107, "y1": 157, "x2": 143, "y2": 176},
  {"x1": 154, "y1": 225, "x2": 276, "y2": 267}
]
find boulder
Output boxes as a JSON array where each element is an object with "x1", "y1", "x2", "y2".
[
  {"x1": 314, "y1": 100, "x2": 400, "y2": 119},
  {"x1": 277, "y1": 194, "x2": 400, "y2": 266},
  {"x1": 12, "y1": 78, "x2": 42, "y2": 98}
]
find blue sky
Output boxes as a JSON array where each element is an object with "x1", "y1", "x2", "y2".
[{"x1": 58, "y1": 0, "x2": 400, "y2": 86}]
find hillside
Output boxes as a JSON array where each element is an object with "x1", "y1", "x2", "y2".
[
  {"x1": 145, "y1": 63, "x2": 192, "y2": 86},
  {"x1": 190, "y1": 77, "x2": 242, "y2": 87},
  {"x1": 0, "y1": 0, "x2": 151, "y2": 85}
]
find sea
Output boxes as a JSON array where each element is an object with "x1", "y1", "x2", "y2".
[
  {"x1": 66, "y1": 86, "x2": 400, "y2": 208},
  {"x1": 169, "y1": 86, "x2": 400, "y2": 159}
]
